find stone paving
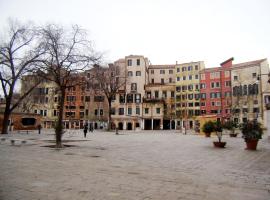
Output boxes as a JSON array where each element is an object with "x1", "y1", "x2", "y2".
[{"x1": 0, "y1": 129, "x2": 270, "y2": 200}]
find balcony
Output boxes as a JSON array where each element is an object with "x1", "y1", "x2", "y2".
[{"x1": 143, "y1": 97, "x2": 165, "y2": 103}]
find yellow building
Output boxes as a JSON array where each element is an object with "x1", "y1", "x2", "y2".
[{"x1": 175, "y1": 61, "x2": 205, "y2": 130}]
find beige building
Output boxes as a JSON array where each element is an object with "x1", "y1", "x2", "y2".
[
  {"x1": 111, "y1": 55, "x2": 149, "y2": 130},
  {"x1": 175, "y1": 61, "x2": 205, "y2": 130},
  {"x1": 142, "y1": 64, "x2": 176, "y2": 130},
  {"x1": 231, "y1": 59, "x2": 270, "y2": 125}
]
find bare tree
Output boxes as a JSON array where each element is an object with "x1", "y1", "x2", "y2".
[
  {"x1": 0, "y1": 20, "x2": 45, "y2": 134},
  {"x1": 92, "y1": 64, "x2": 126, "y2": 131},
  {"x1": 38, "y1": 24, "x2": 101, "y2": 147}
]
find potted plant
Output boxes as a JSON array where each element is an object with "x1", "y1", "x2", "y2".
[
  {"x1": 240, "y1": 120, "x2": 263, "y2": 150},
  {"x1": 223, "y1": 120, "x2": 238, "y2": 137},
  {"x1": 213, "y1": 121, "x2": 226, "y2": 148},
  {"x1": 202, "y1": 121, "x2": 214, "y2": 137}
]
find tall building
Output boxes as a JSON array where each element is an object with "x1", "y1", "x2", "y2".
[
  {"x1": 143, "y1": 64, "x2": 176, "y2": 130},
  {"x1": 111, "y1": 55, "x2": 149, "y2": 130},
  {"x1": 231, "y1": 59, "x2": 270, "y2": 124},
  {"x1": 199, "y1": 58, "x2": 233, "y2": 121},
  {"x1": 175, "y1": 61, "x2": 205, "y2": 130}
]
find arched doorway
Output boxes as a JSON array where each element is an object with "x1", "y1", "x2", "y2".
[
  {"x1": 127, "y1": 122, "x2": 132, "y2": 130},
  {"x1": 118, "y1": 122, "x2": 123, "y2": 130}
]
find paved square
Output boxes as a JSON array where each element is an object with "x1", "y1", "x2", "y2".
[{"x1": 1, "y1": 130, "x2": 270, "y2": 200}]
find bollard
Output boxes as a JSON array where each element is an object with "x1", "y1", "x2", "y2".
[{"x1": 115, "y1": 128, "x2": 119, "y2": 135}]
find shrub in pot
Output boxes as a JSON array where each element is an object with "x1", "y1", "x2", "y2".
[
  {"x1": 213, "y1": 121, "x2": 226, "y2": 148},
  {"x1": 202, "y1": 121, "x2": 214, "y2": 137},
  {"x1": 223, "y1": 120, "x2": 238, "y2": 137},
  {"x1": 240, "y1": 120, "x2": 263, "y2": 150}
]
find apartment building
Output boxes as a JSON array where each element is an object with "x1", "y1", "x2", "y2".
[
  {"x1": 111, "y1": 55, "x2": 149, "y2": 130},
  {"x1": 199, "y1": 58, "x2": 233, "y2": 121},
  {"x1": 143, "y1": 64, "x2": 176, "y2": 130},
  {"x1": 175, "y1": 61, "x2": 205, "y2": 130},
  {"x1": 231, "y1": 59, "x2": 270, "y2": 124}
]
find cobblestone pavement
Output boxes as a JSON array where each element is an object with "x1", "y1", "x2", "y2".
[{"x1": 0, "y1": 129, "x2": 270, "y2": 200}]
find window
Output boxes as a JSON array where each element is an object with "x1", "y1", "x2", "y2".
[
  {"x1": 85, "y1": 109, "x2": 89, "y2": 116},
  {"x1": 195, "y1": 84, "x2": 199, "y2": 90},
  {"x1": 131, "y1": 83, "x2": 137, "y2": 91},
  {"x1": 252, "y1": 73, "x2": 257, "y2": 78},
  {"x1": 136, "y1": 71, "x2": 141, "y2": 76},
  {"x1": 145, "y1": 108, "x2": 149, "y2": 114},
  {"x1": 136, "y1": 107, "x2": 140, "y2": 115},
  {"x1": 110, "y1": 108, "x2": 115, "y2": 115},
  {"x1": 53, "y1": 110, "x2": 57, "y2": 116},
  {"x1": 171, "y1": 91, "x2": 175, "y2": 98},
  {"x1": 156, "y1": 108, "x2": 160, "y2": 114},
  {"x1": 201, "y1": 93, "x2": 206, "y2": 99},
  {"x1": 151, "y1": 79, "x2": 154, "y2": 83},
  {"x1": 188, "y1": 66, "x2": 193, "y2": 71},
  {"x1": 169, "y1": 70, "x2": 173, "y2": 74},
  {"x1": 176, "y1": 86, "x2": 181, "y2": 92},
  {"x1": 195, "y1": 102, "x2": 200, "y2": 107},
  {"x1": 216, "y1": 101, "x2": 221, "y2": 106},
  {"x1": 195, "y1": 94, "x2": 200, "y2": 100},
  {"x1": 100, "y1": 109, "x2": 103, "y2": 116},
  {"x1": 160, "y1": 70, "x2": 165, "y2": 74},
  {"x1": 135, "y1": 94, "x2": 141, "y2": 103},
  {"x1": 211, "y1": 82, "x2": 215, "y2": 88},
  {"x1": 127, "y1": 94, "x2": 133, "y2": 103},
  {"x1": 200, "y1": 83, "x2": 206, "y2": 89},
  {"x1": 127, "y1": 59, "x2": 132, "y2": 66},
  {"x1": 182, "y1": 67, "x2": 186, "y2": 72},
  {"x1": 234, "y1": 76, "x2": 238, "y2": 81},
  {"x1": 188, "y1": 84, "x2": 193, "y2": 91},
  {"x1": 189, "y1": 75, "x2": 192, "y2": 80},
  {"x1": 225, "y1": 71, "x2": 230, "y2": 77},
  {"x1": 188, "y1": 94, "x2": 193, "y2": 100},
  {"x1": 225, "y1": 92, "x2": 231, "y2": 97},
  {"x1": 169, "y1": 78, "x2": 172, "y2": 83},
  {"x1": 216, "y1": 82, "x2": 220, "y2": 88},
  {"x1": 253, "y1": 108, "x2": 259, "y2": 113},
  {"x1": 182, "y1": 85, "x2": 187, "y2": 91},
  {"x1": 119, "y1": 108, "x2": 124, "y2": 115},
  {"x1": 225, "y1": 81, "x2": 231, "y2": 87},
  {"x1": 195, "y1": 65, "x2": 199, "y2": 70},
  {"x1": 151, "y1": 70, "x2": 154, "y2": 74},
  {"x1": 183, "y1": 76, "x2": 186, "y2": 80},
  {"x1": 21, "y1": 118, "x2": 36, "y2": 126},
  {"x1": 188, "y1": 102, "x2": 193, "y2": 107},
  {"x1": 119, "y1": 94, "x2": 125, "y2": 103},
  {"x1": 200, "y1": 74, "x2": 205, "y2": 80},
  {"x1": 136, "y1": 59, "x2": 140, "y2": 66},
  {"x1": 211, "y1": 102, "x2": 215, "y2": 106},
  {"x1": 44, "y1": 110, "x2": 47, "y2": 116},
  {"x1": 177, "y1": 77, "x2": 180, "y2": 81},
  {"x1": 95, "y1": 109, "x2": 98, "y2": 116},
  {"x1": 128, "y1": 71, "x2": 133, "y2": 76},
  {"x1": 161, "y1": 78, "x2": 164, "y2": 84},
  {"x1": 195, "y1": 74, "x2": 199, "y2": 79},
  {"x1": 128, "y1": 108, "x2": 132, "y2": 115},
  {"x1": 177, "y1": 68, "x2": 180, "y2": 72},
  {"x1": 155, "y1": 91, "x2": 159, "y2": 98},
  {"x1": 162, "y1": 91, "x2": 167, "y2": 98},
  {"x1": 201, "y1": 102, "x2": 206, "y2": 106},
  {"x1": 242, "y1": 108, "x2": 248, "y2": 113},
  {"x1": 85, "y1": 96, "x2": 90, "y2": 102},
  {"x1": 94, "y1": 96, "x2": 104, "y2": 102}
]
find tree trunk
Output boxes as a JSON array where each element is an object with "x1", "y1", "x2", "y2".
[
  {"x1": 1, "y1": 97, "x2": 12, "y2": 134},
  {"x1": 55, "y1": 87, "x2": 65, "y2": 148},
  {"x1": 107, "y1": 100, "x2": 112, "y2": 131}
]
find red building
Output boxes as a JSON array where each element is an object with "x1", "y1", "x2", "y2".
[{"x1": 200, "y1": 58, "x2": 233, "y2": 121}]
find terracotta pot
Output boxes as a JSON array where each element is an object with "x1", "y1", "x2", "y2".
[
  {"x1": 205, "y1": 132, "x2": 211, "y2": 137},
  {"x1": 230, "y1": 133, "x2": 237, "y2": 137},
  {"x1": 245, "y1": 139, "x2": 258, "y2": 150},
  {"x1": 213, "y1": 141, "x2": 226, "y2": 148}
]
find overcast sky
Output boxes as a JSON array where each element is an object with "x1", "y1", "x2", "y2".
[{"x1": 0, "y1": 0, "x2": 270, "y2": 67}]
